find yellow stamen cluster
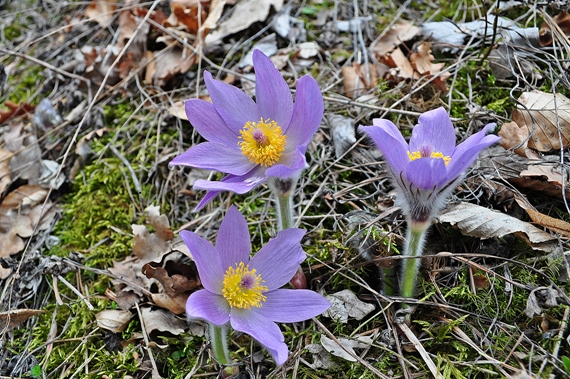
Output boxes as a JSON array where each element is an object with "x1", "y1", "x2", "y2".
[
  {"x1": 222, "y1": 262, "x2": 268, "y2": 309},
  {"x1": 408, "y1": 150, "x2": 451, "y2": 166},
  {"x1": 239, "y1": 118, "x2": 287, "y2": 166}
]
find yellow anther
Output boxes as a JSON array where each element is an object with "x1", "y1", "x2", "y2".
[
  {"x1": 239, "y1": 118, "x2": 286, "y2": 166},
  {"x1": 407, "y1": 150, "x2": 451, "y2": 166},
  {"x1": 222, "y1": 262, "x2": 268, "y2": 309}
]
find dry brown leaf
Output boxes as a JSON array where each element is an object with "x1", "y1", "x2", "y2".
[
  {"x1": 440, "y1": 202, "x2": 557, "y2": 251},
  {"x1": 96, "y1": 310, "x2": 133, "y2": 333},
  {"x1": 342, "y1": 63, "x2": 384, "y2": 98},
  {"x1": 169, "y1": 1, "x2": 208, "y2": 35},
  {"x1": 140, "y1": 307, "x2": 186, "y2": 335},
  {"x1": 539, "y1": 12, "x2": 570, "y2": 46},
  {"x1": 0, "y1": 309, "x2": 45, "y2": 330},
  {"x1": 0, "y1": 265, "x2": 12, "y2": 279},
  {"x1": 0, "y1": 149, "x2": 12, "y2": 197},
  {"x1": 371, "y1": 20, "x2": 420, "y2": 56},
  {"x1": 512, "y1": 90, "x2": 570, "y2": 152},
  {"x1": 205, "y1": 0, "x2": 283, "y2": 44},
  {"x1": 381, "y1": 47, "x2": 415, "y2": 79},
  {"x1": 150, "y1": 293, "x2": 186, "y2": 315},
  {"x1": 168, "y1": 101, "x2": 188, "y2": 120},
  {"x1": 145, "y1": 48, "x2": 197, "y2": 88},
  {"x1": 0, "y1": 101, "x2": 35, "y2": 124},
  {"x1": 514, "y1": 195, "x2": 570, "y2": 238},
  {"x1": 498, "y1": 121, "x2": 539, "y2": 159},
  {"x1": 4, "y1": 122, "x2": 42, "y2": 182},
  {"x1": 85, "y1": 0, "x2": 117, "y2": 28},
  {"x1": 409, "y1": 42, "x2": 450, "y2": 91},
  {"x1": 110, "y1": 205, "x2": 179, "y2": 310}
]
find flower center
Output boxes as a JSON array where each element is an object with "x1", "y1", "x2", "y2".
[
  {"x1": 222, "y1": 262, "x2": 269, "y2": 309},
  {"x1": 408, "y1": 146, "x2": 451, "y2": 166},
  {"x1": 238, "y1": 118, "x2": 287, "y2": 166}
]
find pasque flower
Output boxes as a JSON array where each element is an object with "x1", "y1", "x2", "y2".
[
  {"x1": 182, "y1": 206, "x2": 330, "y2": 365},
  {"x1": 360, "y1": 107, "x2": 500, "y2": 307},
  {"x1": 360, "y1": 107, "x2": 501, "y2": 225},
  {"x1": 170, "y1": 50, "x2": 324, "y2": 210}
]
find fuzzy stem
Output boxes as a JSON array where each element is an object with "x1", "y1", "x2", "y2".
[
  {"x1": 209, "y1": 324, "x2": 234, "y2": 376},
  {"x1": 275, "y1": 191, "x2": 294, "y2": 230},
  {"x1": 400, "y1": 222, "x2": 429, "y2": 301}
]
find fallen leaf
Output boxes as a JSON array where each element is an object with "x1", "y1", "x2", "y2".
[
  {"x1": 0, "y1": 309, "x2": 45, "y2": 330},
  {"x1": 4, "y1": 122, "x2": 42, "y2": 182},
  {"x1": 168, "y1": 101, "x2": 188, "y2": 120},
  {"x1": 304, "y1": 343, "x2": 339, "y2": 370},
  {"x1": 96, "y1": 310, "x2": 133, "y2": 333},
  {"x1": 0, "y1": 149, "x2": 12, "y2": 197},
  {"x1": 320, "y1": 335, "x2": 373, "y2": 362},
  {"x1": 512, "y1": 90, "x2": 570, "y2": 152},
  {"x1": 342, "y1": 62, "x2": 381, "y2": 98},
  {"x1": 0, "y1": 101, "x2": 35, "y2": 124},
  {"x1": 514, "y1": 195, "x2": 570, "y2": 238},
  {"x1": 85, "y1": 0, "x2": 117, "y2": 28},
  {"x1": 145, "y1": 47, "x2": 197, "y2": 88},
  {"x1": 327, "y1": 114, "x2": 356, "y2": 159},
  {"x1": 409, "y1": 42, "x2": 450, "y2": 91},
  {"x1": 498, "y1": 121, "x2": 539, "y2": 159},
  {"x1": 205, "y1": 0, "x2": 284, "y2": 44},
  {"x1": 440, "y1": 202, "x2": 557, "y2": 251},
  {"x1": 140, "y1": 307, "x2": 186, "y2": 335},
  {"x1": 539, "y1": 12, "x2": 570, "y2": 46},
  {"x1": 0, "y1": 265, "x2": 12, "y2": 279},
  {"x1": 371, "y1": 20, "x2": 420, "y2": 56},
  {"x1": 323, "y1": 289, "x2": 375, "y2": 323},
  {"x1": 168, "y1": 1, "x2": 208, "y2": 35},
  {"x1": 380, "y1": 47, "x2": 415, "y2": 79}
]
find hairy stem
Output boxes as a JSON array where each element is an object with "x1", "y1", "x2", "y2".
[
  {"x1": 400, "y1": 223, "x2": 428, "y2": 301},
  {"x1": 209, "y1": 324, "x2": 234, "y2": 376},
  {"x1": 275, "y1": 192, "x2": 294, "y2": 230}
]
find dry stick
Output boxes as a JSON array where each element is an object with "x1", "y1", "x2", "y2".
[
  {"x1": 450, "y1": 324, "x2": 517, "y2": 374},
  {"x1": 397, "y1": 322, "x2": 443, "y2": 379},
  {"x1": 135, "y1": 302, "x2": 161, "y2": 379},
  {"x1": 56, "y1": 275, "x2": 94, "y2": 311},
  {"x1": 312, "y1": 317, "x2": 391, "y2": 379}
]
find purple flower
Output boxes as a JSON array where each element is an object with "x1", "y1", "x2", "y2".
[
  {"x1": 170, "y1": 50, "x2": 324, "y2": 210},
  {"x1": 182, "y1": 206, "x2": 330, "y2": 365},
  {"x1": 360, "y1": 107, "x2": 500, "y2": 223}
]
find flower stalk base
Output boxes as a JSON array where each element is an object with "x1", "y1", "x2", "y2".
[
  {"x1": 270, "y1": 177, "x2": 307, "y2": 289},
  {"x1": 400, "y1": 221, "x2": 429, "y2": 324},
  {"x1": 209, "y1": 324, "x2": 235, "y2": 377}
]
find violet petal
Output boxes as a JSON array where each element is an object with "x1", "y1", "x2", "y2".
[
  {"x1": 216, "y1": 206, "x2": 251, "y2": 270},
  {"x1": 264, "y1": 148, "x2": 307, "y2": 178},
  {"x1": 405, "y1": 158, "x2": 448, "y2": 190},
  {"x1": 184, "y1": 99, "x2": 238, "y2": 146},
  {"x1": 193, "y1": 170, "x2": 267, "y2": 195},
  {"x1": 253, "y1": 50, "x2": 293, "y2": 128},
  {"x1": 230, "y1": 308, "x2": 288, "y2": 365},
  {"x1": 186, "y1": 289, "x2": 230, "y2": 325},
  {"x1": 447, "y1": 133, "x2": 501, "y2": 180},
  {"x1": 249, "y1": 228, "x2": 306, "y2": 291},
  {"x1": 204, "y1": 71, "x2": 261, "y2": 133},
  {"x1": 283, "y1": 75, "x2": 324, "y2": 148},
  {"x1": 169, "y1": 142, "x2": 255, "y2": 175},
  {"x1": 180, "y1": 231, "x2": 224, "y2": 294},
  {"x1": 409, "y1": 107, "x2": 456, "y2": 155},
  {"x1": 360, "y1": 122, "x2": 409, "y2": 173},
  {"x1": 257, "y1": 289, "x2": 330, "y2": 323}
]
